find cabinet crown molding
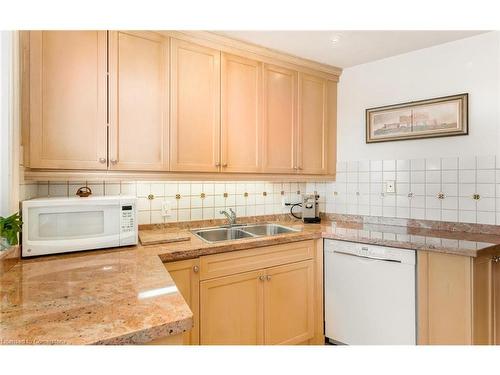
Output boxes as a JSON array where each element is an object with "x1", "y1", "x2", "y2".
[{"x1": 159, "y1": 31, "x2": 342, "y2": 80}]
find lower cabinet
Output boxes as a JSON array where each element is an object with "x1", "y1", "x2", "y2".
[
  {"x1": 495, "y1": 258, "x2": 500, "y2": 344},
  {"x1": 164, "y1": 258, "x2": 200, "y2": 345},
  {"x1": 200, "y1": 269, "x2": 265, "y2": 345},
  {"x1": 418, "y1": 250, "x2": 500, "y2": 345},
  {"x1": 263, "y1": 261, "x2": 314, "y2": 345},
  {"x1": 472, "y1": 252, "x2": 500, "y2": 345},
  {"x1": 418, "y1": 251, "x2": 472, "y2": 344},
  {"x1": 164, "y1": 239, "x2": 319, "y2": 345},
  {"x1": 168, "y1": 245, "x2": 500, "y2": 346},
  {"x1": 200, "y1": 259, "x2": 314, "y2": 345}
]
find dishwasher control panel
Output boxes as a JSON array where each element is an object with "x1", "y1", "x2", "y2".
[{"x1": 324, "y1": 239, "x2": 416, "y2": 265}]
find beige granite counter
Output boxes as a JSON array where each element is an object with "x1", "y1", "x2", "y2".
[
  {"x1": 0, "y1": 248, "x2": 192, "y2": 344},
  {"x1": 2, "y1": 214, "x2": 500, "y2": 345},
  {"x1": 320, "y1": 221, "x2": 500, "y2": 257},
  {"x1": 137, "y1": 216, "x2": 500, "y2": 260}
]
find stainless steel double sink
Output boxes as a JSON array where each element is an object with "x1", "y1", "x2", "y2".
[{"x1": 191, "y1": 223, "x2": 299, "y2": 243}]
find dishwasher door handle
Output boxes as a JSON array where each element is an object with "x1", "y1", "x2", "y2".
[{"x1": 334, "y1": 250, "x2": 402, "y2": 263}]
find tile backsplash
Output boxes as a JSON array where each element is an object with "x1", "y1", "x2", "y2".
[
  {"x1": 326, "y1": 155, "x2": 500, "y2": 225},
  {"x1": 20, "y1": 180, "x2": 327, "y2": 225},
  {"x1": 20, "y1": 154, "x2": 500, "y2": 226}
]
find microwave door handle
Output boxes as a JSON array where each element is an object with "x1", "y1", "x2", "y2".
[{"x1": 334, "y1": 250, "x2": 402, "y2": 263}]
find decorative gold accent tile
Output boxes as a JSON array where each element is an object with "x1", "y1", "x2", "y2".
[
  {"x1": 280, "y1": 190, "x2": 285, "y2": 196},
  {"x1": 334, "y1": 192, "x2": 338, "y2": 196},
  {"x1": 473, "y1": 194, "x2": 480, "y2": 200},
  {"x1": 297, "y1": 190, "x2": 301, "y2": 195},
  {"x1": 223, "y1": 192, "x2": 228, "y2": 198},
  {"x1": 263, "y1": 192, "x2": 267, "y2": 197},
  {"x1": 200, "y1": 193, "x2": 206, "y2": 199},
  {"x1": 437, "y1": 192, "x2": 445, "y2": 199},
  {"x1": 175, "y1": 194, "x2": 181, "y2": 200},
  {"x1": 147, "y1": 194, "x2": 154, "y2": 200},
  {"x1": 244, "y1": 192, "x2": 248, "y2": 197}
]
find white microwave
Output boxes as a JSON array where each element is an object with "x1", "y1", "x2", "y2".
[{"x1": 22, "y1": 196, "x2": 137, "y2": 257}]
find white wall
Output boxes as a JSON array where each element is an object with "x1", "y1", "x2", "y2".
[
  {"x1": 326, "y1": 31, "x2": 500, "y2": 224},
  {"x1": 337, "y1": 31, "x2": 500, "y2": 162}
]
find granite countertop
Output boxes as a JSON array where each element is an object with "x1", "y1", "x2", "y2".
[
  {"x1": 138, "y1": 218, "x2": 500, "y2": 260},
  {"x1": 320, "y1": 221, "x2": 500, "y2": 257},
  {"x1": 2, "y1": 216, "x2": 500, "y2": 345},
  {"x1": 0, "y1": 248, "x2": 192, "y2": 344}
]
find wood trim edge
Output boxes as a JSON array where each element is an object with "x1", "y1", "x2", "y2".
[{"x1": 23, "y1": 168, "x2": 336, "y2": 182}]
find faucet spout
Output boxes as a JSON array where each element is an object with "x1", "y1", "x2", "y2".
[{"x1": 219, "y1": 208, "x2": 237, "y2": 226}]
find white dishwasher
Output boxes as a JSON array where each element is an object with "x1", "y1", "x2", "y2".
[{"x1": 324, "y1": 239, "x2": 416, "y2": 345}]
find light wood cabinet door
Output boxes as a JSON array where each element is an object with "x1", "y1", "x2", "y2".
[
  {"x1": 165, "y1": 259, "x2": 200, "y2": 345},
  {"x1": 418, "y1": 252, "x2": 473, "y2": 344},
  {"x1": 494, "y1": 259, "x2": 500, "y2": 344},
  {"x1": 200, "y1": 270, "x2": 264, "y2": 345},
  {"x1": 220, "y1": 53, "x2": 262, "y2": 173},
  {"x1": 264, "y1": 260, "x2": 314, "y2": 345},
  {"x1": 262, "y1": 64, "x2": 297, "y2": 174},
  {"x1": 472, "y1": 255, "x2": 494, "y2": 344},
  {"x1": 326, "y1": 80, "x2": 338, "y2": 176},
  {"x1": 170, "y1": 38, "x2": 221, "y2": 172},
  {"x1": 297, "y1": 73, "x2": 328, "y2": 174},
  {"x1": 29, "y1": 31, "x2": 107, "y2": 169},
  {"x1": 108, "y1": 31, "x2": 169, "y2": 171}
]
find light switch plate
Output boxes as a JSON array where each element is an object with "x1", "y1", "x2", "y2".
[
  {"x1": 385, "y1": 180, "x2": 396, "y2": 193},
  {"x1": 161, "y1": 201, "x2": 172, "y2": 217}
]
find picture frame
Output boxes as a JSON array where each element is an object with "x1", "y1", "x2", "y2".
[{"x1": 365, "y1": 93, "x2": 468, "y2": 143}]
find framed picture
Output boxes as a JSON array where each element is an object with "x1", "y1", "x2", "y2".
[{"x1": 365, "y1": 93, "x2": 468, "y2": 143}]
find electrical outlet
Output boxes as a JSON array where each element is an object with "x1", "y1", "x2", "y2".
[
  {"x1": 161, "y1": 201, "x2": 172, "y2": 217},
  {"x1": 385, "y1": 180, "x2": 396, "y2": 193}
]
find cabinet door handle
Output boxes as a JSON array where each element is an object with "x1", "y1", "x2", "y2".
[
  {"x1": 193, "y1": 265, "x2": 199, "y2": 273},
  {"x1": 99, "y1": 157, "x2": 107, "y2": 164},
  {"x1": 258, "y1": 275, "x2": 265, "y2": 281},
  {"x1": 266, "y1": 275, "x2": 271, "y2": 281},
  {"x1": 297, "y1": 166, "x2": 303, "y2": 170},
  {"x1": 215, "y1": 162, "x2": 221, "y2": 167},
  {"x1": 222, "y1": 163, "x2": 228, "y2": 168},
  {"x1": 110, "y1": 159, "x2": 118, "y2": 165}
]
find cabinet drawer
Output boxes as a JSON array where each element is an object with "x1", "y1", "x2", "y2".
[{"x1": 200, "y1": 240, "x2": 314, "y2": 280}]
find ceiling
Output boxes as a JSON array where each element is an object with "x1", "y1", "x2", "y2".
[{"x1": 218, "y1": 30, "x2": 489, "y2": 68}]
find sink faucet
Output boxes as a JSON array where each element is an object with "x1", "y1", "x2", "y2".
[{"x1": 220, "y1": 208, "x2": 237, "y2": 226}]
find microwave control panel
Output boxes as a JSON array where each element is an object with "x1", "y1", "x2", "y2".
[{"x1": 120, "y1": 205, "x2": 135, "y2": 233}]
